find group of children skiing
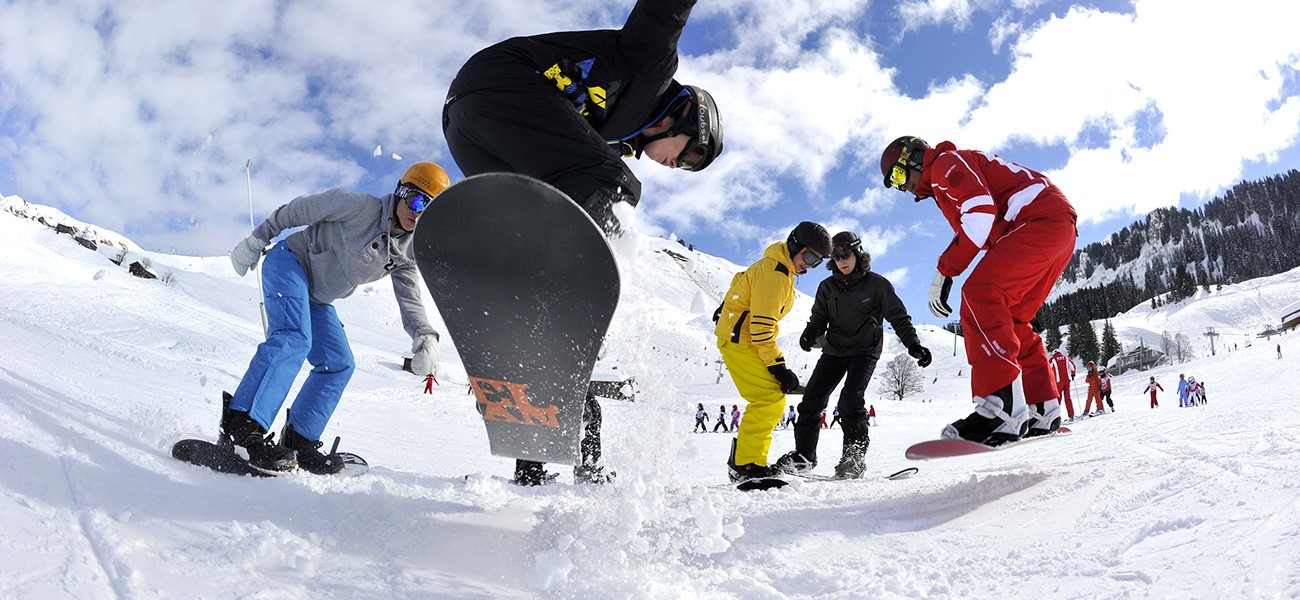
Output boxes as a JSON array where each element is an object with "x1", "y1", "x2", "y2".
[
  {"x1": 1048, "y1": 348, "x2": 1209, "y2": 415},
  {"x1": 694, "y1": 404, "x2": 742, "y2": 433}
]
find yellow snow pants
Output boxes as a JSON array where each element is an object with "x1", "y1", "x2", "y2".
[{"x1": 718, "y1": 339, "x2": 787, "y2": 466}]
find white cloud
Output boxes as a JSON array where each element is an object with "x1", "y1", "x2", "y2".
[
  {"x1": 960, "y1": 1, "x2": 1300, "y2": 224},
  {"x1": 0, "y1": 0, "x2": 1298, "y2": 264}
]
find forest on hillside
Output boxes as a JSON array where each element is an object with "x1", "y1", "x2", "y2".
[{"x1": 1037, "y1": 169, "x2": 1300, "y2": 331}]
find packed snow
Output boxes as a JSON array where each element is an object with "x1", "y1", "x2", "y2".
[{"x1": 1, "y1": 195, "x2": 1298, "y2": 599}]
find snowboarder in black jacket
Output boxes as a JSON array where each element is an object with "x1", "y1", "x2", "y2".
[
  {"x1": 775, "y1": 232, "x2": 932, "y2": 478},
  {"x1": 442, "y1": 0, "x2": 723, "y2": 487},
  {"x1": 444, "y1": 0, "x2": 723, "y2": 236}
]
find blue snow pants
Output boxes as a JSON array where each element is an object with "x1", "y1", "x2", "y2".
[{"x1": 229, "y1": 242, "x2": 354, "y2": 441}]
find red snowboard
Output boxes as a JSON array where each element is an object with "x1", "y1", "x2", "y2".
[{"x1": 905, "y1": 427, "x2": 1072, "y2": 460}]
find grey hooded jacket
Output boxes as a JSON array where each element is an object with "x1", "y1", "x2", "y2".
[{"x1": 251, "y1": 188, "x2": 436, "y2": 340}]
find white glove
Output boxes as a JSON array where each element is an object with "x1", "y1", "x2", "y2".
[
  {"x1": 928, "y1": 271, "x2": 954, "y2": 319},
  {"x1": 411, "y1": 333, "x2": 441, "y2": 377},
  {"x1": 230, "y1": 235, "x2": 268, "y2": 277}
]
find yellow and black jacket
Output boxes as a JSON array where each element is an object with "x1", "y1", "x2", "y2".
[{"x1": 714, "y1": 242, "x2": 796, "y2": 368}]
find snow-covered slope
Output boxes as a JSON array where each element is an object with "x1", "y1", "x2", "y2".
[{"x1": 1, "y1": 197, "x2": 1298, "y2": 599}]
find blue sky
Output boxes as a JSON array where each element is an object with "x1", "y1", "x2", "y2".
[{"x1": 2, "y1": 0, "x2": 1299, "y2": 324}]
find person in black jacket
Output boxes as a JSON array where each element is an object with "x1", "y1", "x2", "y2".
[
  {"x1": 775, "y1": 232, "x2": 932, "y2": 478},
  {"x1": 442, "y1": 0, "x2": 723, "y2": 486},
  {"x1": 443, "y1": 0, "x2": 723, "y2": 236}
]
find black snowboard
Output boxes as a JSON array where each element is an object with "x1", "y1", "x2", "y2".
[
  {"x1": 413, "y1": 173, "x2": 620, "y2": 465},
  {"x1": 171, "y1": 438, "x2": 368, "y2": 477}
]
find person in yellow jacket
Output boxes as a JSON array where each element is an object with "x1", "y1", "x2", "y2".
[{"x1": 715, "y1": 221, "x2": 832, "y2": 482}]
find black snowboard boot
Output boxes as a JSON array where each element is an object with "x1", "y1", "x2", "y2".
[
  {"x1": 280, "y1": 423, "x2": 345, "y2": 475},
  {"x1": 514, "y1": 460, "x2": 558, "y2": 486},
  {"x1": 941, "y1": 384, "x2": 1027, "y2": 447},
  {"x1": 773, "y1": 450, "x2": 816, "y2": 475},
  {"x1": 834, "y1": 421, "x2": 871, "y2": 479},
  {"x1": 1024, "y1": 399, "x2": 1062, "y2": 438},
  {"x1": 727, "y1": 439, "x2": 777, "y2": 482},
  {"x1": 220, "y1": 405, "x2": 297, "y2": 474},
  {"x1": 573, "y1": 464, "x2": 615, "y2": 485}
]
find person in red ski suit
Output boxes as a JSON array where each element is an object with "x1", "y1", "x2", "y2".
[
  {"x1": 1083, "y1": 361, "x2": 1104, "y2": 414},
  {"x1": 1144, "y1": 376, "x2": 1163, "y2": 408},
  {"x1": 881, "y1": 136, "x2": 1077, "y2": 446},
  {"x1": 1048, "y1": 348, "x2": 1077, "y2": 421}
]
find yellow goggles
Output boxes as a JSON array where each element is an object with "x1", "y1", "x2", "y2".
[{"x1": 887, "y1": 163, "x2": 910, "y2": 189}]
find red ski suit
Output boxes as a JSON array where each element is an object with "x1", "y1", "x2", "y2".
[
  {"x1": 1048, "y1": 350, "x2": 1077, "y2": 418},
  {"x1": 916, "y1": 142, "x2": 1077, "y2": 403}
]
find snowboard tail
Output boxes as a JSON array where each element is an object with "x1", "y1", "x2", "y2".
[{"x1": 413, "y1": 173, "x2": 620, "y2": 465}]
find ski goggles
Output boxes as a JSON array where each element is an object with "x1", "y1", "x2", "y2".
[
  {"x1": 406, "y1": 192, "x2": 436, "y2": 213},
  {"x1": 677, "y1": 139, "x2": 710, "y2": 171},
  {"x1": 886, "y1": 162, "x2": 910, "y2": 190},
  {"x1": 397, "y1": 184, "x2": 436, "y2": 213},
  {"x1": 799, "y1": 248, "x2": 825, "y2": 269},
  {"x1": 832, "y1": 244, "x2": 856, "y2": 260}
]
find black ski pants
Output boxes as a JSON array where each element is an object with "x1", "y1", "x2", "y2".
[
  {"x1": 443, "y1": 83, "x2": 641, "y2": 212},
  {"x1": 794, "y1": 353, "x2": 878, "y2": 463}
]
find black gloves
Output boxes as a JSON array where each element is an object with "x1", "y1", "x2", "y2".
[
  {"x1": 799, "y1": 329, "x2": 816, "y2": 352},
  {"x1": 767, "y1": 364, "x2": 800, "y2": 393},
  {"x1": 909, "y1": 345, "x2": 932, "y2": 368}
]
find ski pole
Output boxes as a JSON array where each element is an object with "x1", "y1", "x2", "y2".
[{"x1": 246, "y1": 159, "x2": 268, "y2": 337}]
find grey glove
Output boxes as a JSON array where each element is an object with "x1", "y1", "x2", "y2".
[
  {"x1": 928, "y1": 271, "x2": 954, "y2": 319},
  {"x1": 230, "y1": 235, "x2": 268, "y2": 277},
  {"x1": 411, "y1": 333, "x2": 441, "y2": 377}
]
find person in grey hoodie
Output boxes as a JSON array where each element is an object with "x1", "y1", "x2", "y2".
[{"x1": 224, "y1": 162, "x2": 450, "y2": 474}]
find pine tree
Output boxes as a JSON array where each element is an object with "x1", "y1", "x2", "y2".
[
  {"x1": 1101, "y1": 320, "x2": 1121, "y2": 365},
  {"x1": 1043, "y1": 325, "x2": 1062, "y2": 352},
  {"x1": 1072, "y1": 311, "x2": 1101, "y2": 364}
]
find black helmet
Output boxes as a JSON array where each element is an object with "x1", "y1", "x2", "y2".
[
  {"x1": 677, "y1": 85, "x2": 724, "y2": 171},
  {"x1": 880, "y1": 135, "x2": 930, "y2": 190},
  {"x1": 828, "y1": 231, "x2": 870, "y2": 271},
  {"x1": 786, "y1": 221, "x2": 832, "y2": 259},
  {"x1": 636, "y1": 84, "x2": 724, "y2": 172}
]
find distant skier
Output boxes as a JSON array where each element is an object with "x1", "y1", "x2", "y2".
[
  {"x1": 1099, "y1": 367, "x2": 1115, "y2": 412},
  {"x1": 1188, "y1": 377, "x2": 1205, "y2": 405},
  {"x1": 444, "y1": 0, "x2": 723, "y2": 487},
  {"x1": 784, "y1": 406, "x2": 797, "y2": 429},
  {"x1": 1278, "y1": 343, "x2": 1283, "y2": 359},
  {"x1": 694, "y1": 403, "x2": 708, "y2": 433},
  {"x1": 224, "y1": 162, "x2": 449, "y2": 474},
  {"x1": 880, "y1": 136, "x2": 1075, "y2": 445},
  {"x1": 423, "y1": 373, "x2": 436, "y2": 395},
  {"x1": 868, "y1": 405, "x2": 877, "y2": 427},
  {"x1": 1083, "y1": 361, "x2": 1105, "y2": 415},
  {"x1": 713, "y1": 405, "x2": 729, "y2": 433},
  {"x1": 829, "y1": 406, "x2": 841, "y2": 429},
  {"x1": 730, "y1": 404, "x2": 742, "y2": 431},
  {"x1": 1178, "y1": 373, "x2": 1190, "y2": 407},
  {"x1": 1145, "y1": 377, "x2": 1164, "y2": 408},
  {"x1": 1048, "y1": 348, "x2": 1078, "y2": 421},
  {"x1": 715, "y1": 221, "x2": 831, "y2": 482}
]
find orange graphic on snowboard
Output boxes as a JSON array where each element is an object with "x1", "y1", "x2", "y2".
[{"x1": 469, "y1": 376, "x2": 560, "y2": 428}]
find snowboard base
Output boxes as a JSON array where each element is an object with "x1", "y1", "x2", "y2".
[
  {"x1": 171, "y1": 438, "x2": 368, "y2": 477},
  {"x1": 905, "y1": 427, "x2": 1072, "y2": 460},
  {"x1": 735, "y1": 476, "x2": 790, "y2": 491},
  {"x1": 793, "y1": 466, "x2": 920, "y2": 481}
]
